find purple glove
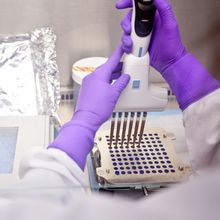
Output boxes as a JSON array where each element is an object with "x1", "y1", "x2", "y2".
[
  {"x1": 49, "y1": 46, "x2": 130, "y2": 170},
  {"x1": 117, "y1": 0, "x2": 220, "y2": 110}
]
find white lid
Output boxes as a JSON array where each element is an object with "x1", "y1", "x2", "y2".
[{"x1": 72, "y1": 57, "x2": 107, "y2": 85}]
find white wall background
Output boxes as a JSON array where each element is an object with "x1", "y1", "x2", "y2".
[{"x1": 0, "y1": 0, "x2": 219, "y2": 87}]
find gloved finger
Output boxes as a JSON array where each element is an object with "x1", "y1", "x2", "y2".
[
  {"x1": 121, "y1": 10, "x2": 132, "y2": 34},
  {"x1": 154, "y1": 0, "x2": 177, "y2": 27},
  {"x1": 121, "y1": 34, "x2": 133, "y2": 49},
  {"x1": 149, "y1": 12, "x2": 161, "y2": 53},
  {"x1": 149, "y1": 12, "x2": 161, "y2": 42},
  {"x1": 121, "y1": 34, "x2": 133, "y2": 54},
  {"x1": 112, "y1": 74, "x2": 130, "y2": 94},
  {"x1": 122, "y1": 45, "x2": 132, "y2": 54},
  {"x1": 110, "y1": 72, "x2": 122, "y2": 83},
  {"x1": 90, "y1": 62, "x2": 120, "y2": 84},
  {"x1": 154, "y1": 11, "x2": 161, "y2": 28},
  {"x1": 96, "y1": 61, "x2": 122, "y2": 74},
  {"x1": 116, "y1": 0, "x2": 133, "y2": 9},
  {"x1": 113, "y1": 61, "x2": 123, "y2": 74},
  {"x1": 103, "y1": 46, "x2": 124, "y2": 80}
]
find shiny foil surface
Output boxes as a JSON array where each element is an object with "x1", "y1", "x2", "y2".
[{"x1": 0, "y1": 27, "x2": 60, "y2": 116}]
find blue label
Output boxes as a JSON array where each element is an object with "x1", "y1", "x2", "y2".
[{"x1": 132, "y1": 80, "x2": 140, "y2": 89}]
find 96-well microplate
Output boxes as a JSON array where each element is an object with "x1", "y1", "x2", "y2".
[{"x1": 95, "y1": 128, "x2": 192, "y2": 185}]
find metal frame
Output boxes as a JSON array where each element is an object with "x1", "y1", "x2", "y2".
[{"x1": 94, "y1": 128, "x2": 192, "y2": 186}]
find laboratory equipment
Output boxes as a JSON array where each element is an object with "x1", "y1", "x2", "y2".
[
  {"x1": 72, "y1": 58, "x2": 168, "y2": 106},
  {"x1": 0, "y1": 116, "x2": 55, "y2": 187},
  {"x1": 110, "y1": 0, "x2": 168, "y2": 161},
  {"x1": 115, "y1": 0, "x2": 168, "y2": 112},
  {"x1": 70, "y1": 1, "x2": 189, "y2": 195},
  {"x1": 86, "y1": 1, "x2": 191, "y2": 195},
  {"x1": 92, "y1": 127, "x2": 191, "y2": 185}
]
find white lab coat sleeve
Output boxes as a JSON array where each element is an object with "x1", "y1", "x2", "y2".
[
  {"x1": 183, "y1": 88, "x2": 220, "y2": 171},
  {"x1": 17, "y1": 147, "x2": 89, "y2": 191}
]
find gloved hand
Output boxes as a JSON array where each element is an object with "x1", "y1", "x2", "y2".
[
  {"x1": 49, "y1": 46, "x2": 130, "y2": 170},
  {"x1": 116, "y1": 0, "x2": 220, "y2": 110},
  {"x1": 117, "y1": 0, "x2": 187, "y2": 73}
]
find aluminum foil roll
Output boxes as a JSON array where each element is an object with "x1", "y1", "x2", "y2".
[{"x1": 0, "y1": 27, "x2": 60, "y2": 116}]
